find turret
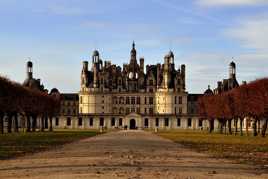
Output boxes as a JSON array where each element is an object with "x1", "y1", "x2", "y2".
[
  {"x1": 140, "y1": 57, "x2": 144, "y2": 73},
  {"x1": 181, "y1": 64, "x2": 186, "y2": 90},
  {"x1": 26, "y1": 61, "x2": 33, "y2": 79},
  {"x1": 81, "y1": 61, "x2": 89, "y2": 87},
  {"x1": 229, "y1": 61, "x2": 236, "y2": 79},
  {"x1": 130, "y1": 41, "x2": 137, "y2": 64}
]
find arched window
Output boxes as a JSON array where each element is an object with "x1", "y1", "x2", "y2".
[
  {"x1": 144, "y1": 118, "x2": 149, "y2": 128},
  {"x1": 111, "y1": 118, "x2": 115, "y2": 126},
  {"x1": 78, "y1": 117, "x2": 83, "y2": 126},
  {"x1": 89, "y1": 118, "x2": 94, "y2": 126},
  {"x1": 67, "y1": 117, "x2": 71, "y2": 126},
  {"x1": 119, "y1": 118, "x2": 123, "y2": 126}
]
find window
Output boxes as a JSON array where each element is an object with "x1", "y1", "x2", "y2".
[
  {"x1": 119, "y1": 107, "x2": 124, "y2": 114},
  {"x1": 149, "y1": 88, "x2": 154, "y2": 93},
  {"x1": 67, "y1": 117, "x2": 71, "y2": 126},
  {"x1": 144, "y1": 108, "x2": 147, "y2": 114},
  {"x1": 73, "y1": 109, "x2": 76, "y2": 114},
  {"x1": 80, "y1": 96, "x2": 83, "y2": 104},
  {"x1": 111, "y1": 118, "x2": 115, "y2": 127},
  {"x1": 136, "y1": 107, "x2": 140, "y2": 113},
  {"x1": 131, "y1": 97, "x2": 135, "y2": 104},
  {"x1": 144, "y1": 97, "x2": 147, "y2": 104},
  {"x1": 126, "y1": 108, "x2": 130, "y2": 114},
  {"x1": 175, "y1": 107, "x2": 177, "y2": 114},
  {"x1": 119, "y1": 97, "x2": 124, "y2": 104},
  {"x1": 131, "y1": 107, "x2": 135, "y2": 113},
  {"x1": 137, "y1": 97, "x2": 140, "y2": 104},
  {"x1": 149, "y1": 79, "x2": 153, "y2": 86},
  {"x1": 177, "y1": 118, "x2": 181, "y2": 127},
  {"x1": 179, "y1": 107, "x2": 182, "y2": 114},
  {"x1": 179, "y1": 96, "x2": 182, "y2": 104},
  {"x1": 199, "y1": 119, "x2": 203, "y2": 127},
  {"x1": 149, "y1": 97, "x2": 153, "y2": 105},
  {"x1": 149, "y1": 108, "x2": 153, "y2": 115},
  {"x1": 55, "y1": 118, "x2": 59, "y2": 126},
  {"x1": 177, "y1": 79, "x2": 181, "y2": 85},
  {"x1": 144, "y1": 118, "x2": 149, "y2": 128},
  {"x1": 78, "y1": 117, "x2": 83, "y2": 126},
  {"x1": 155, "y1": 118, "x2": 159, "y2": 127},
  {"x1": 100, "y1": 118, "x2": 104, "y2": 127},
  {"x1": 89, "y1": 118, "x2": 94, "y2": 126},
  {"x1": 188, "y1": 118, "x2": 192, "y2": 127},
  {"x1": 119, "y1": 118, "x2": 123, "y2": 126},
  {"x1": 67, "y1": 109, "x2": 71, "y2": 115},
  {"x1": 165, "y1": 118, "x2": 169, "y2": 127},
  {"x1": 126, "y1": 97, "x2": 130, "y2": 104}
]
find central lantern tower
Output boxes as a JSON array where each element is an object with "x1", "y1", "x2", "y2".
[{"x1": 127, "y1": 41, "x2": 140, "y2": 91}]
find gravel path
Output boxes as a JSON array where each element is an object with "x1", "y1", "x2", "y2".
[{"x1": 0, "y1": 130, "x2": 267, "y2": 179}]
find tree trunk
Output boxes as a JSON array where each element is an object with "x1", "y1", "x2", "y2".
[
  {"x1": 40, "y1": 117, "x2": 44, "y2": 132},
  {"x1": 49, "y1": 117, "x2": 53, "y2": 132},
  {"x1": 7, "y1": 114, "x2": 12, "y2": 133},
  {"x1": 257, "y1": 119, "x2": 261, "y2": 134},
  {"x1": 246, "y1": 117, "x2": 249, "y2": 136},
  {"x1": 224, "y1": 120, "x2": 227, "y2": 135},
  {"x1": 219, "y1": 119, "x2": 224, "y2": 134},
  {"x1": 240, "y1": 118, "x2": 243, "y2": 136},
  {"x1": 14, "y1": 113, "x2": 19, "y2": 133},
  {"x1": 228, "y1": 119, "x2": 232, "y2": 135},
  {"x1": 209, "y1": 119, "x2": 214, "y2": 133},
  {"x1": 252, "y1": 118, "x2": 258, "y2": 136},
  {"x1": 32, "y1": 115, "x2": 37, "y2": 132},
  {"x1": 234, "y1": 118, "x2": 238, "y2": 135},
  {"x1": 0, "y1": 113, "x2": 4, "y2": 134},
  {"x1": 261, "y1": 118, "x2": 268, "y2": 137},
  {"x1": 26, "y1": 115, "x2": 31, "y2": 132}
]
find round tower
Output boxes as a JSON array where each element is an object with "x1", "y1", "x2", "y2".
[
  {"x1": 81, "y1": 61, "x2": 89, "y2": 88},
  {"x1": 229, "y1": 61, "x2": 236, "y2": 79},
  {"x1": 27, "y1": 61, "x2": 33, "y2": 79}
]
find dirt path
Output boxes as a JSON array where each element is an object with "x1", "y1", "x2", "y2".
[{"x1": 0, "y1": 130, "x2": 267, "y2": 179}]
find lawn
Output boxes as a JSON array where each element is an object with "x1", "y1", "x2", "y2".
[
  {"x1": 158, "y1": 130, "x2": 268, "y2": 166},
  {"x1": 0, "y1": 130, "x2": 99, "y2": 159}
]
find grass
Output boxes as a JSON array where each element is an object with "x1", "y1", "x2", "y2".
[
  {"x1": 0, "y1": 130, "x2": 99, "y2": 160},
  {"x1": 158, "y1": 129, "x2": 268, "y2": 166}
]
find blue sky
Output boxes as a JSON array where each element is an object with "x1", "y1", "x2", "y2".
[{"x1": 0, "y1": 0, "x2": 268, "y2": 93}]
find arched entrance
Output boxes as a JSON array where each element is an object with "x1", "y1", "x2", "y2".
[{"x1": 130, "y1": 119, "x2": 136, "y2": 129}]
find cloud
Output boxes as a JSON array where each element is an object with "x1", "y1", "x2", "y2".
[
  {"x1": 197, "y1": 0, "x2": 268, "y2": 7},
  {"x1": 224, "y1": 15, "x2": 268, "y2": 52},
  {"x1": 33, "y1": 4, "x2": 87, "y2": 16},
  {"x1": 150, "y1": 0, "x2": 225, "y2": 26}
]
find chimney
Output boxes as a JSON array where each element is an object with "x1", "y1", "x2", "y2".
[{"x1": 140, "y1": 57, "x2": 144, "y2": 73}]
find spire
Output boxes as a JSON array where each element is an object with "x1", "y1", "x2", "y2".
[
  {"x1": 132, "y1": 41, "x2": 135, "y2": 49},
  {"x1": 130, "y1": 41, "x2": 137, "y2": 65}
]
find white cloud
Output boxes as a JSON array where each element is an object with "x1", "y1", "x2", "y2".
[
  {"x1": 224, "y1": 15, "x2": 268, "y2": 52},
  {"x1": 197, "y1": 0, "x2": 268, "y2": 7}
]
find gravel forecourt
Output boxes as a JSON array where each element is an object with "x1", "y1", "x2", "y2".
[{"x1": 0, "y1": 130, "x2": 267, "y2": 179}]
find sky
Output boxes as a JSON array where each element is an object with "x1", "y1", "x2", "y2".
[{"x1": 0, "y1": 0, "x2": 268, "y2": 93}]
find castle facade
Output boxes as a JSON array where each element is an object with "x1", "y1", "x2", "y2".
[{"x1": 71, "y1": 42, "x2": 202, "y2": 130}]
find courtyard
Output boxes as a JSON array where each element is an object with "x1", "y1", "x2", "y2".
[{"x1": 0, "y1": 130, "x2": 267, "y2": 179}]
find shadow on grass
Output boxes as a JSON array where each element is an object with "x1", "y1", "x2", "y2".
[{"x1": 0, "y1": 130, "x2": 99, "y2": 160}]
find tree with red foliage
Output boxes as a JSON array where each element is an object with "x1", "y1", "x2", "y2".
[
  {"x1": 0, "y1": 76, "x2": 60, "y2": 134},
  {"x1": 198, "y1": 78, "x2": 268, "y2": 137}
]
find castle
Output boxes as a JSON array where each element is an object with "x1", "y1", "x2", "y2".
[{"x1": 23, "y1": 42, "x2": 239, "y2": 130}]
